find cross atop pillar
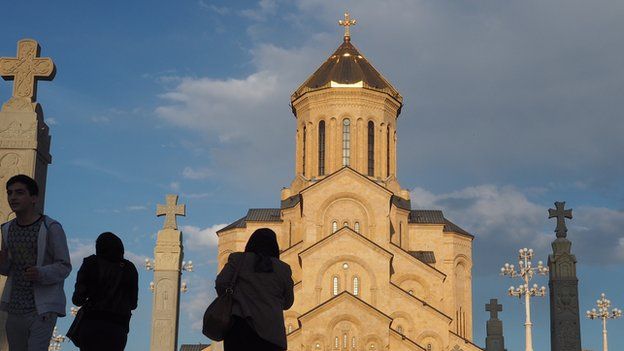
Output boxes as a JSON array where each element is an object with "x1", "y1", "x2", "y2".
[
  {"x1": 156, "y1": 194, "x2": 186, "y2": 230},
  {"x1": 548, "y1": 201, "x2": 573, "y2": 238},
  {"x1": 0, "y1": 39, "x2": 55, "y2": 108},
  {"x1": 338, "y1": 12, "x2": 357, "y2": 41},
  {"x1": 486, "y1": 298, "x2": 503, "y2": 320}
]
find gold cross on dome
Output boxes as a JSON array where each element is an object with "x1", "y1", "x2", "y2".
[
  {"x1": 156, "y1": 194, "x2": 186, "y2": 230},
  {"x1": 0, "y1": 39, "x2": 55, "y2": 103},
  {"x1": 338, "y1": 12, "x2": 357, "y2": 40}
]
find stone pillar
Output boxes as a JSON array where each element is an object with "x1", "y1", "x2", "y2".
[
  {"x1": 0, "y1": 39, "x2": 55, "y2": 351},
  {"x1": 485, "y1": 299, "x2": 505, "y2": 351},
  {"x1": 547, "y1": 202, "x2": 582, "y2": 351},
  {"x1": 150, "y1": 195, "x2": 186, "y2": 351}
]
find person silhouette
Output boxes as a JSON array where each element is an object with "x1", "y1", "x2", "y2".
[
  {"x1": 71, "y1": 232, "x2": 138, "y2": 351},
  {"x1": 216, "y1": 228, "x2": 294, "y2": 351}
]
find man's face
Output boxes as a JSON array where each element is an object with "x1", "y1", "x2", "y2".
[{"x1": 7, "y1": 182, "x2": 37, "y2": 213}]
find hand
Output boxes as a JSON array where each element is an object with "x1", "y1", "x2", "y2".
[{"x1": 24, "y1": 266, "x2": 40, "y2": 282}]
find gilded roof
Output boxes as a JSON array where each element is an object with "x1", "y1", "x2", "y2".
[{"x1": 291, "y1": 38, "x2": 402, "y2": 103}]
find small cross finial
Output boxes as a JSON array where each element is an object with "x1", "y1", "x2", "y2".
[
  {"x1": 156, "y1": 194, "x2": 186, "y2": 230},
  {"x1": 548, "y1": 201, "x2": 573, "y2": 238},
  {"x1": 0, "y1": 39, "x2": 55, "y2": 111},
  {"x1": 485, "y1": 298, "x2": 503, "y2": 319},
  {"x1": 338, "y1": 12, "x2": 357, "y2": 41}
]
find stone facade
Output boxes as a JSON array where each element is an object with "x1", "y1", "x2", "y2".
[
  {"x1": 215, "y1": 35, "x2": 481, "y2": 351},
  {"x1": 0, "y1": 39, "x2": 55, "y2": 351}
]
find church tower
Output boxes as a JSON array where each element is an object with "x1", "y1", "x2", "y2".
[{"x1": 216, "y1": 14, "x2": 480, "y2": 351}]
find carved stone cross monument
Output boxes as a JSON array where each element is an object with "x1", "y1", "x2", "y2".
[
  {"x1": 0, "y1": 39, "x2": 55, "y2": 112},
  {"x1": 485, "y1": 299, "x2": 505, "y2": 351},
  {"x1": 548, "y1": 201, "x2": 573, "y2": 238},
  {"x1": 486, "y1": 299, "x2": 502, "y2": 320},
  {"x1": 157, "y1": 194, "x2": 186, "y2": 230},
  {"x1": 150, "y1": 194, "x2": 186, "y2": 351},
  {"x1": 0, "y1": 39, "x2": 55, "y2": 351},
  {"x1": 547, "y1": 201, "x2": 581, "y2": 351}
]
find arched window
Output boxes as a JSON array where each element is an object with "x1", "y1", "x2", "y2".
[
  {"x1": 342, "y1": 119, "x2": 351, "y2": 166},
  {"x1": 408, "y1": 289, "x2": 414, "y2": 295},
  {"x1": 318, "y1": 121, "x2": 325, "y2": 176},
  {"x1": 343, "y1": 221, "x2": 348, "y2": 228},
  {"x1": 302, "y1": 125, "x2": 307, "y2": 176},
  {"x1": 386, "y1": 126, "x2": 390, "y2": 176},
  {"x1": 315, "y1": 342, "x2": 322, "y2": 349},
  {"x1": 332, "y1": 221, "x2": 338, "y2": 233},
  {"x1": 354, "y1": 221, "x2": 360, "y2": 233},
  {"x1": 427, "y1": 343, "x2": 432, "y2": 351},
  {"x1": 397, "y1": 325, "x2": 403, "y2": 334},
  {"x1": 368, "y1": 121, "x2": 375, "y2": 176},
  {"x1": 352, "y1": 337, "x2": 357, "y2": 349},
  {"x1": 334, "y1": 337, "x2": 339, "y2": 349},
  {"x1": 332, "y1": 276, "x2": 340, "y2": 295},
  {"x1": 287, "y1": 324, "x2": 292, "y2": 333},
  {"x1": 343, "y1": 334, "x2": 348, "y2": 348},
  {"x1": 353, "y1": 276, "x2": 360, "y2": 296}
]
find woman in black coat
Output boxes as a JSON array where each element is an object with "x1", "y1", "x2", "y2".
[
  {"x1": 72, "y1": 232, "x2": 139, "y2": 351},
  {"x1": 216, "y1": 228, "x2": 294, "y2": 351}
]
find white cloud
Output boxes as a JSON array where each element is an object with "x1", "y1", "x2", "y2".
[
  {"x1": 46, "y1": 117, "x2": 58, "y2": 125},
  {"x1": 169, "y1": 181, "x2": 181, "y2": 192},
  {"x1": 182, "y1": 167, "x2": 212, "y2": 180},
  {"x1": 69, "y1": 238, "x2": 148, "y2": 268},
  {"x1": 182, "y1": 224, "x2": 228, "y2": 249},
  {"x1": 126, "y1": 205, "x2": 147, "y2": 211},
  {"x1": 410, "y1": 185, "x2": 624, "y2": 272},
  {"x1": 181, "y1": 278, "x2": 216, "y2": 331}
]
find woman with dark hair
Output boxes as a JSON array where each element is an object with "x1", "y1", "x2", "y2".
[
  {"x1": 216, "y1": 228, "x2": 294, "y2": 351},
  {"x1": 71, "y1": 232, "x2": 139, "y2": 351}
]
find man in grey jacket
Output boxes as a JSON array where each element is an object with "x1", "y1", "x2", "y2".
[{"x1": 0, "y1": 175, "x2": 71, "y2": 351}]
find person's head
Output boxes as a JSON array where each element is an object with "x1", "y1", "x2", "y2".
[
  {"x1": 245, "y1": 228, "x2": 280, "y2": 258},
  {"x1": 6, "y1": 174, "x2": 39, "y2": 214},
  {"x1": 96, "y1": 232, "x2": 125, "y2": 262}
]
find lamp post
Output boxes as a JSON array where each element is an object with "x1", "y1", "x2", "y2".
[
  {"x1": 48, "y1": 326, "x2": 65, "y2": 351},
  {"x1": 500, "y1": 247, "x2": 548, "y2": 351},
  {"x1": 586, "y1": 293, "x2": 622, "y2": 351}
]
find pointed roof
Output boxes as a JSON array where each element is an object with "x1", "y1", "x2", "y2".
[{"x1": 291, "y1": 38, "x2": 402, "y2": 103}]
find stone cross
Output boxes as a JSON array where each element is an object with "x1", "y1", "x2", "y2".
[
  {"x1": 156, "y1": 194, "x2": 185, "y2": 230},
  {"x1": 338, "y1": 12, "x2": 357, "y2": 39},
  {"x1": 486, "y1": 299, "x2": 503, "y2": 319},
  {"x1": 548, "y1": 201, "x2": 573, "y2": 238},
  {"x1": 0, "y1": 39, "x2": 55, "y2": 102}
]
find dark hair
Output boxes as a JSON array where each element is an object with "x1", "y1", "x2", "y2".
[
  {"x1": 6, "y1": 174, "x2": 39, "y2": 196},
  {"x1": 245, "y1": 228, "x2": 279, "y2": 272}
]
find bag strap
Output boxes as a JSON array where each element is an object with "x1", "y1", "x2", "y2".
[{"x1": 225, "y1": 254, "x2": 247, "y2": 293}]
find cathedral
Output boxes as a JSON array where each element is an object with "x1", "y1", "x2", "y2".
[{"x1": 215, "y1": 16, "x2": 481, "y2": 351}]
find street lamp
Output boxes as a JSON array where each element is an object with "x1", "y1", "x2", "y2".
[
  {"x1": 48, "y1": 326, "x2": 66, "y2": 351},
  {"x1": 586, "y1": 293, "x2": 622, "y2": 351},
  {"x1": 500, "y1": 247, "x2": 548, "y2": 351}
]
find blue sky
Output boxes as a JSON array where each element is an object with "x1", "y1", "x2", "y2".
[{"x1": 2, "y1": 0, "x2": 623, "y2": 350}]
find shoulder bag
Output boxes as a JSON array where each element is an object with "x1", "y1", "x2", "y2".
[{"x1": 202, "y1": 254, "x2": 246, "y2": 341}]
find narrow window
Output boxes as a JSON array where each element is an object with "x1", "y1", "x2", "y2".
[
  {"x1": 352, "y1": 337, "x2": 356, "y2": 349},
  {"x1": 333, "y1": 276, "x2": 339, "y2": 295},
  {"x1": 343, "y1": 221, "x2": 348, "y2": 228},
  {"x1": 397, "y1": 326, "x2": 403, "y2": 334},
  {"x1": 343, "y1": 334, "x2": 348, "y2": 348},
  {"x1": 332, "y1": 221, "x2": 338, "y2": 233},
  {"x1": 335, "y1": 337, "x2": 339, "y2": 349},
  {"x1": 342, "y1": 119, "x2": 351, "y2": 166},
  {"x1": 386, "y1": 126, "x2": 390, "y2": 176},
  {"x1": 427, "y1": 344, "x2": 432, "y2": 351},
  {"x1": 302, "y1": 125, "x2": 307, "y2": 176},
  {"x1": 318, "y1": 121, "x2": 326, "y2": 176},
  {"x1": 368, "y1": 121, "x2": 374, "y2": 176},
  {"x1": 353, "y1": 276, "x2": 359, "y2": 296},
  {"x1": 354, "y1": 221, "x2": 360, "y2": 233},
  {"x1": 287, "y1": 324, "x2": 292, "y2": 333}
]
